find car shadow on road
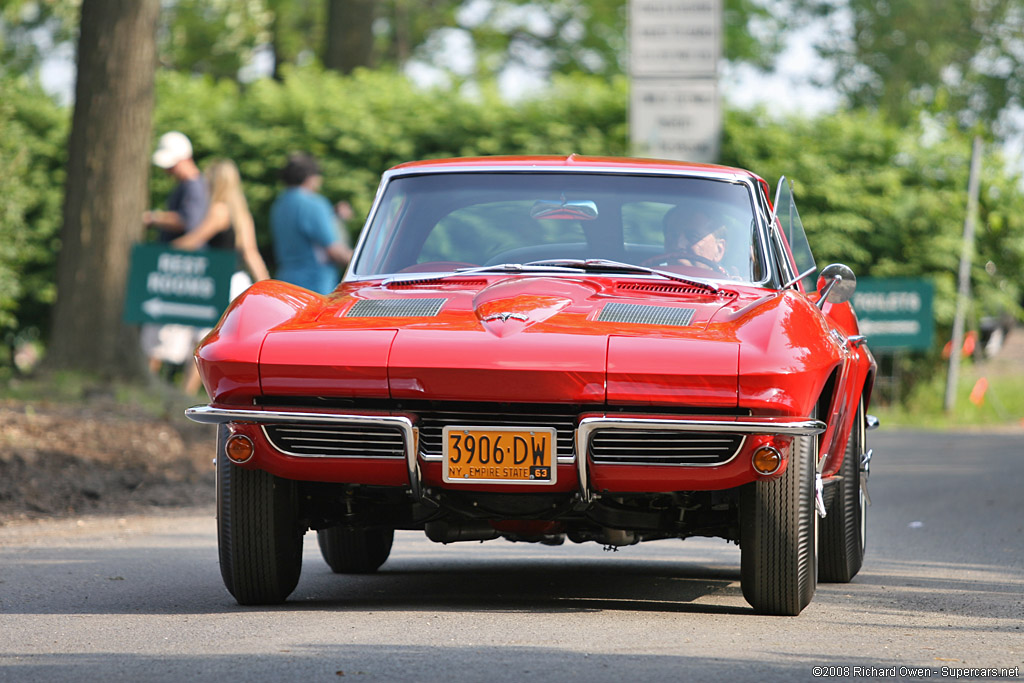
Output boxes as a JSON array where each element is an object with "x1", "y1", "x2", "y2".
[
  {"x1": 292, "y1": 556, "x2": 751, "y2": 616},
  {"x1": 0, "y1": 540, "x2": 754, "y2": 616}
]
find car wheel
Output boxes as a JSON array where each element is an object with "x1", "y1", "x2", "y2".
[
  {"x1": 217, "y1": 425, "x2": 303, "y2": 605},
  {"x1": 819, "y1": 397, "x2": 867, "y2": 582},
  {"x1": 317, "y1": 525, "x2": 394, "y2": 573},
  {"x1": 740, "y1": 425, "x2": 818, "y2": 616}
]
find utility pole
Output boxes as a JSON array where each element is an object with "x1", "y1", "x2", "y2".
[{"x1": 944, "y1": 136, "x2": 983, "y2": 413}]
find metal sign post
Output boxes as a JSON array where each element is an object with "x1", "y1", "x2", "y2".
[{"x1": 944, "y1": 136, "x2": 983, "y2": 413}]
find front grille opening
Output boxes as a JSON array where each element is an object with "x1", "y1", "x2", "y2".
[
  {"x1": 263, "y1": 424, "x2": 406, "y2": 458},
  {"x1": 589, "y1": 431, "x2": 743, "y2": 466}
]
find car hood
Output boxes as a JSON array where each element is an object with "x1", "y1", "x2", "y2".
[{"x1": 258, "y1": 276, "x2": 748, "y2": 406}]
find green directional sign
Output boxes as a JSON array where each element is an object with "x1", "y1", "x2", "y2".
[
  {"x1": 123, "y1": 244, "x2": 235, "y2": 327},
  {"x1": 852, "y1": 277, "x2": 935, "y2": 350}
]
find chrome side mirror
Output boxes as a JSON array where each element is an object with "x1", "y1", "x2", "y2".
[{"x1": 816, "y1": 263, "x2": 856, "y2": 308}]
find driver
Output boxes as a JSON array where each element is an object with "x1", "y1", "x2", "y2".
[{"x1": 662, "y1": 207, "x2": 729, "y2": 274}]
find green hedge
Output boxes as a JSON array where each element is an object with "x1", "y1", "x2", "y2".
[
  {"x1": 2, "y1": 67, "x2": 1023, "y2": 378},
  {"x1": 0, "y1": 76, "x2": 68, "y2": 357}
]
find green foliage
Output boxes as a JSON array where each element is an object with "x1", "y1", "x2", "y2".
[
  {"x1": 721, "y1": 107, "x2": 1024, "y2": 333},
  {"x1": 1, "y1": 1, "x2": 790, "y2": 87},
  {"x1": 0, "y1": 75, "x2": 68, "y2": 354},
  {"x1": 0, "y1": 0, "x2": 79, "y2": 74},
  {"x1": 796, "y1": 0, "x2": 1024, "y2": 137},
  {"x1": 159, "y1": 0, "x2": 274, "y2": 80},
  {"x1": 723, "y1": 0, "x2": 788, "y2": 71}
]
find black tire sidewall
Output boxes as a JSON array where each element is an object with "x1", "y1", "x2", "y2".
[
  {"x1": 740, "y1": 426, "x2": 818, "y2": 616},
  {"x1": 317, "y1": 526, "x2": 394, "y2": 574},
  {"x1": 216, "y1": 426, "x2": 303, "y2": 604},
  {"x1": 819, "y1": 398, "x2": 866, "y2": 582}
]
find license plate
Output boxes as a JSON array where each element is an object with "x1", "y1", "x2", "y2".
[{"x1": 442, "y1": 426, "x2": 557, "y2": 485}]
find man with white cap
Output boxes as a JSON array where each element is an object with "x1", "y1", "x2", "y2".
[
  {"x1": 144, "y1": 131, "x2": 208, "y2": 241},
  {"x1": 140, "y1": 131, "x2": 211, "y2": 381}
]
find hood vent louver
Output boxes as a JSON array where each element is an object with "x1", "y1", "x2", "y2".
[
  {"x1": 598, "y1": 302, "x2": 695, "y2": 327},
  {"x1": 346, "y1": 298, "x2": 447, "y2": 318},
  {"x1": 616, "y1": 282, "x2": 736, "y2": 297},
  {"x1": 386, "y1": 278, "x2": 488, "y2": 289}
]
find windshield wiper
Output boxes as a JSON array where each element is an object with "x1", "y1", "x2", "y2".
[
  {"x1": 382, "y1": 259, "x2": 720, "y2": 293},
  {"x1": 525, "y1": 259, "x2": 720, "y2": 292},
  {"x1": 381, "y1": 262, "x2": 584, "y2": 286}
]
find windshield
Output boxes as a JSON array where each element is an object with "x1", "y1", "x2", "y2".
[{"x1": 351, "y1": 172, "x2": 765, "y2": 284}]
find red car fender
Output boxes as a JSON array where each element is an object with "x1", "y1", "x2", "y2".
[
  {"x1": 195, "y1": 280, "x2": 325, "y2": 403},
  {"x1": 731, "y1": 290, "x2": 844, "y2": 421}
]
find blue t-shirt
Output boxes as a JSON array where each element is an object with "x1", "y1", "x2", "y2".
[{"x1": 270, "y1": 187, "x2": 344, "y2": 294}]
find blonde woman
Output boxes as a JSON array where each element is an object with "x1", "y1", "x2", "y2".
[
  {"x1": 172, "y1": 159, "x2": 270, "y2": 393},
  {"x1": 173, "y1": 159, "x2": 270, "y2": 284}
]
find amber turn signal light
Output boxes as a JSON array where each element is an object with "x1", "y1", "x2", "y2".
[
  {"x1": 225, "y1": 435, "x2": 255, "y2": 463},
  {"x1": 751, "y1": 446, "x2": 782, "y2": 475}
]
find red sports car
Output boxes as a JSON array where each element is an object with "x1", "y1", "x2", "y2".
[{"x1": 187, "y1": 155, "x2": 876, "y2": 615}]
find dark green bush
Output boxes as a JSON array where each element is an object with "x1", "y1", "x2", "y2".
[{"x1": 0, "y1": 76, "x2": 68, "y2": 362}]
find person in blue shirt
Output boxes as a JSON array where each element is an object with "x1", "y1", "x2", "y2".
[{"x1": 270, "y1": 153, "x2": 352, "y2": 294}]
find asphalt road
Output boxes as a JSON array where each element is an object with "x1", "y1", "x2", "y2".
[{"x1": 1, "y1": 431, "x2": 1022, "y2": 682}]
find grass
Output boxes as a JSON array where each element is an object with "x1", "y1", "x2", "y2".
[
  {"x1": 871, "y1": 358, "x2": 1024, "y2": 430},
  {"x1": 1, "y1": 368, "x2": 200, "y2": 423}
]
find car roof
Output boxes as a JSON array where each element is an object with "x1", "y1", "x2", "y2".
[{"x1": 387, "y1": 154, "x2": 761, "y2": 182}]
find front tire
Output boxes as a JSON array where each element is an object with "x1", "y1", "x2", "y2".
[
  {"x1": 317, "y1": 526, "x2": 394, "y2": 573},
  {"x1": 819, "y1": 398, "x2": 867, "y2": 582},
  {"x1": 740, "y1": 427, "x2": 818, "y2": 616},
  {"x1": 217, "y1": 426, "x2": 304, "y2": 605}
]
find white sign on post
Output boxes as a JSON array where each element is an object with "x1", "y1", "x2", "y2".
[
  {"x1": 630, "y1": 80, "x2": 720, "y2": 162},
  {"x1": 630, "y1": 0, "x2": 720, "y2": 77},
  {"x1": 629, "y1": 0, "x2": 722, "y2": 163}
]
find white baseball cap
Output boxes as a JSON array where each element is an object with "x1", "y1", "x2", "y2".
[{"x1": 152, "y1": 131, "x2": 193, "y2": 169}]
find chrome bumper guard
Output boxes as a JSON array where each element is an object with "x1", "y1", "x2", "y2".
[
  {"x1": 185, "y1": 405, "x2": 421, "y2": 499},
  {"x1": 575, "y1": 416, "x2": 826, "y2": 502},
  {"x1": 186, "y1": 406, "x2": 825, "y2": 504}
]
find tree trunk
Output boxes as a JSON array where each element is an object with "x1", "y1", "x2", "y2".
[
  {"x1": 47, "y1": 0, "x2": 159, "y2": 378},
  {"x1": 323, "y1": 0, "x2": 375, "y2": 74}
]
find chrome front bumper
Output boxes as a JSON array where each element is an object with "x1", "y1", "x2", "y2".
[{"x1": 186, "y1": 405, "x2": 826, "y2": 503}]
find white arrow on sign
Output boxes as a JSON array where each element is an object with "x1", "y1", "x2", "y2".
[{"x1": 142, "y1": 297, "x2": 218, "y2": 322}]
